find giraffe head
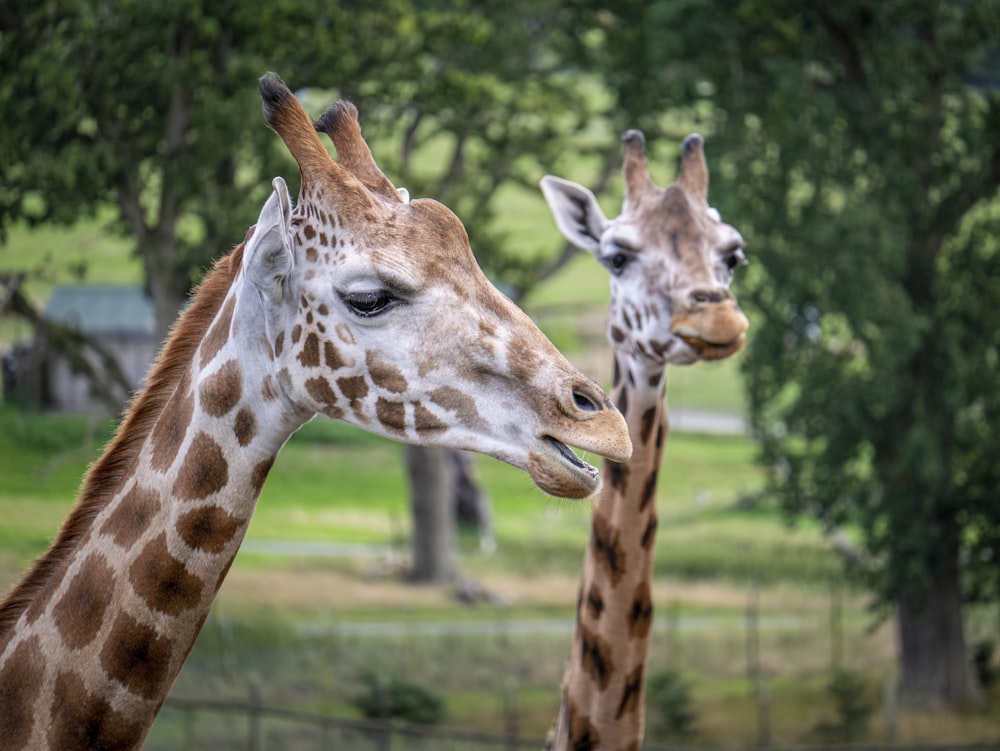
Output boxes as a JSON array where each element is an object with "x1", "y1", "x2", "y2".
[
  {"x1": 541, "y1": 131, "x2": 748, "y2": 366},
  {"x1": 247, "y1": 73, "x2": 630, "y2": 499}
]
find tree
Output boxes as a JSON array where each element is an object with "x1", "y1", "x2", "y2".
[
  {"x1": 651, "y1": 0, "x2": 1000, "y2": 706},
  {"x1": 0, "y1": 0, "x2": 587, "y2": 584}
]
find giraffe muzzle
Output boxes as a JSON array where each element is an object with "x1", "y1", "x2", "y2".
[{"x1": 671, "y1": 303, "x2": 749, "y2": 362}]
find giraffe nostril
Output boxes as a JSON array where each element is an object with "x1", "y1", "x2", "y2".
[
  {"x1": 691, "y1": 289, "x2": 728, "y2": 305},
  {"x1": 572, "y1": 388, "x2": 602, "y2": 413}
]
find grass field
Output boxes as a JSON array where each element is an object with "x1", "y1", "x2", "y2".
[{"x1": 1, "y1": 406, "x2": 998, "y2": 747}]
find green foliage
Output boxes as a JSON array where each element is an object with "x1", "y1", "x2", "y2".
[
  {"x1": 351, "y1": 669, "x2": 444, "y2": 725},
  {"x1": 633, "y1": 1, "x2": 1000, "y2": 613},
  {"x1": 645, "y1": 668, "x2": 698, "y2": 741},
  {"x1": 808, "y1": 670, "x2": 875, "y2": 744}
]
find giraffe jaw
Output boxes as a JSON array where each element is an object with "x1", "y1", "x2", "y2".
[{"x1": 526, "y1": 436, "x2": 601, "y2": 500}]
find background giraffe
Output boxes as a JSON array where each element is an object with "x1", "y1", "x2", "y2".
[
  {"x1": 0, "y1": 73, "x2": 631, "y2": 750},
  {"x1": 541, "y1": 130, "x2": 749, "y2": 749}
]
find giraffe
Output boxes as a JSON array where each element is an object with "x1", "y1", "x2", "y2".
[
  {"x1": 0, "y1": 73, "x2": 632, "y2": 750},
  {"x1": 540, "y1": 130, "x2": 749, "y2": 750}
]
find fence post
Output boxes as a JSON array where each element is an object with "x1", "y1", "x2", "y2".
[
  {"x1": 746, "y1": 579, "x2": 770, "y2": 747},
  {"x1": 882, "y1": 670, "x2": 897, "y2": 744},
  {"x1": 830, "y1": 583, "x2": 843, "y2": 673},
  {"x1": 248, "y1": 677, "x2": 262, "y2": 751},
  {"x1": 665, "y1": 599, "x2": 680, "y2": 670}
]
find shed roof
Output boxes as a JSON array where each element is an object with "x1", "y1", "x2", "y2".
[{"x1": 44, "y1": 284, "x2": 156, "y2": 336}]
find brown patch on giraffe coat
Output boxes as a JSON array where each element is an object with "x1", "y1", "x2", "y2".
[
  {"x1": 199, "y1": 294, "x2": 236, "y2": 370},
  {"x1": 261, "y1": 374, "x2": 278, "y2": 401},
  {"x1": 615, "y1": 664, "x2": 645, "y2": 722},
  {"x1": 52, "y1": 553, "x2": 115, "y2": 650},
  {"x1": 430, "y1": 386, "x2": 482, "y2": 427},
  {"x1": 413, "y1": 402, "x2": 447, "y2": 434},
  {"x1": 640, "y1": 513, "x2": 658, "y2": 550},
  {"x1": 99, "y1": 611, "x2": 173, "y2": 700},
  {"x1": 584, "y1": 582, "x2": 604, "y2": 620},
  {"x1": 337, "y1": 375, "x2": 368, "y2": 404},
  {"x1": 274, "y1": 331, "x2": 285, "y2": 357},
  {"x1": 303, "y1": 224, "x2": 316, "y2": 240},
  {"x1": 298, "y1": 332, "x2": 321, "y2": 367},
  {"x1": 129, "y1": 533, "x2": 204, "y2": 615},
  {"x1": 149, "y1": 374, "x2": 194, "y2": 472},
  {"x1": 251, "y1": 457, "x2": 275, "y2": 494},
  {"x1": 565, "y1": 697, "x2": 601, "y2": 751},
  {"x1": 610, "y1": 325, "x2": 626, "y2": 343},
  {"x1": 100, "y1": 484, "x2": 161, "y2": 549},
  {"x1": 291, "y1": 324, "x2": 302, "y2": 344},
  {"x1": 615, "y1": 386, "x2": 629, "y2": 416},
  {"x1": 579, "y1": 622, "x2": 613, "y2": 690},
  {"x1": 325, "y1": 340, "x2": 349, "y2": 369},
  {"x1": 305, "y1": 376, "x2": 341, "y2": 414},
  {"x1": 305, "y1": 247, "x2": 319, "y2": 262},
  {"x1": 234, "y1": 406, "x2": 258, "y2": 446},
  {"x1": 627, "y1": 581, "x2": 653, "y2": 639},
  {"x1": 0, "y1": 635, "x2": 44, "y2": 748},
  {"x1": 376, "y1": 397, "x2": 405, "y2": 432},
  {"x1": 172, "y1": 432, "x2": 229, "y2": 501},
  {"x1": 639, "y1": 406, "x2": 658, "y2": 445},
  {"x1": 177, "y1": 505, "x2": 242, "y2": 554},
  {"x1": 366, "y1": 351, "x2": 408, "y2": 393},
  {"x1": 639, "y1": 469, "x2": 658, "y2": 512},
  {"x1": 606, "y1": 460, "x2": 630, "y2": 496},
  {"x1": 591, "y1": 513, "x2": 626, "y2": 587},
  {"x1": 199, "y1": 359, "x2": 242, "y2": 417},
  {"x1": 48, "y1": 670, "x2": 144, "y2": 749}
]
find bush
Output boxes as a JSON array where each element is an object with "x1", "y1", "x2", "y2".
[
  {"x1": 809, "y1": 669, "x2": 875, "y2": 743},
  {"x1": 351, "y1": 669, "x2": 445, "y2": 725},
  {"x1": 646, "y1": 668, "x2": 698, "y2": 741}
]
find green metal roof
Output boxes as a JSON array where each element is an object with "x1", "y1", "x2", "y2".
[{"x1": 44, "y1": 284, "x2": 156, "y2": 335}]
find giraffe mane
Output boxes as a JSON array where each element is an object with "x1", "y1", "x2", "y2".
[{"x1": 0, "y1": 243, "x2": 247, "y2": 637}]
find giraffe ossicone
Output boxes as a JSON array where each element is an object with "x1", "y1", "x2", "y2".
[
  {"x1": 0, "y1": 73, "x2": 629, "y2": 750},
  {"x1": 542, "y1": 129, "x2": 749, "y2": 750}
]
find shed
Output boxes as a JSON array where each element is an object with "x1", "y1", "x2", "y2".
[{"x1": 40, "y1": 284, "x2": 159, "y2": 412}]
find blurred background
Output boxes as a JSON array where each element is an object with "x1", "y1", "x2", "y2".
[{"x1": 1, "y1": 1, "x2": 998, "y2": 748}]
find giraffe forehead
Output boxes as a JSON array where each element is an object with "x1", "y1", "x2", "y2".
[{"x1": 294, "y1": 194, "x2": 479, "y2": 288}]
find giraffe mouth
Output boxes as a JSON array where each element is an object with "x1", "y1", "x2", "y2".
[
  {"x1": 524, "y1": 436, "x2": 601, "y2": 500},
  {"x1": 544, "y1": 436, "x2": 597, "y2": 474},
  {"x1": 675, "y1": 331, "x2": 747, "y2": 361}
]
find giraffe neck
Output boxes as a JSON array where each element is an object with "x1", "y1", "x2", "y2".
[
  {"x1": 0, "y1": 246, "x2": 308, "y2": 749},
  {"x1": 550, "y1": 352, "x2": 668, "y2": 751}
]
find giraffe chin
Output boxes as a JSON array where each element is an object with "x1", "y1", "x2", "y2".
[
  {"x1": 526, "y1": 439, "x2": 601, "y2": 500},
  {"x1": 676, "y1": 332, "x2": 747, "y2": 362}
]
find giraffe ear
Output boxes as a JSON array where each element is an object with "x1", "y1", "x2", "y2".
[
  {"x1": 539, "y1": 176, "x2": 608, "y2": 255},
  {"x1": 245, "y1": 176, "x2": 294, "y2": 301}
]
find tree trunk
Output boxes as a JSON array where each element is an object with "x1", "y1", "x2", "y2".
[
  {"x1": 896, "y1": 545, "x2": 981, "y2": 707},
  {"x1": 405, "y1": 444, "x2": 456, "y2": 583}
]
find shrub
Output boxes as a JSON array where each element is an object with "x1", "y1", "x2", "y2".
[
  {"x1": 646, "y1": 668, "x2": 698, "y2": 741},
  {"x1": 351, "y1": 669, "x2": 445, "y2": 725},
  {"x1": 809, "y1": 669, "x2": 875, "y2": 743}
]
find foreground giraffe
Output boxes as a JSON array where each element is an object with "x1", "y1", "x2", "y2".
[
  {"x1": 541, "y1": 131, "x2": 749, "y2": 749},
  {"x1": 0, "y1": 73, "x2": 631, "y2": 750}
]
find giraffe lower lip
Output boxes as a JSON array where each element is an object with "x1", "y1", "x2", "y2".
[{"x1": 676, "y1": 333, "x2": 746, "y2": 360}]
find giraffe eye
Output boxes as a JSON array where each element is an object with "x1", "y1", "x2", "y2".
[
  {"x1": 724, "y1": 247, "x2": 748, "y2": 271},
  {"x1": 605, "y1": 250, "x2": 632, "y2": 275},
  {"x1": 341, "y1": 289, "x2": 395, "y2": 318}
]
